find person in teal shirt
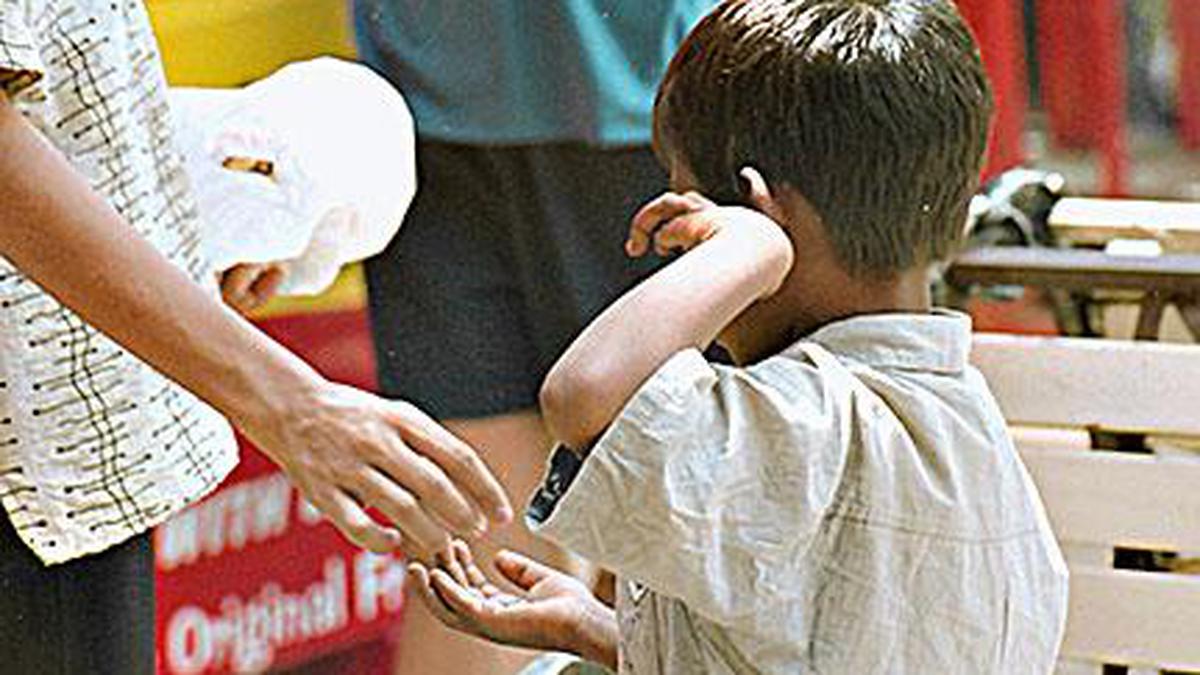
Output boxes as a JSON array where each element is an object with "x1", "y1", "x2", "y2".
[
  {"x1": 355, "y1": 1, "x2": 710, "y2": 144},
  {"x1": 354, "y1": 1, "x2": 713, "y2": 672}
]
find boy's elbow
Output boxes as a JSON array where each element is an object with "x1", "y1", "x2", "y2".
[{"x1": 539, "y1": 370, "x2": 605, "y2": 451}]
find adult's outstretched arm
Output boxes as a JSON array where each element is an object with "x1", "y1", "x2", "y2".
[{"x1": 0, "y1": 95, "x2": 511, "y2": 556}]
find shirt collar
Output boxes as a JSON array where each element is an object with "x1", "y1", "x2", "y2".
[{"x1": 787, "y1": 309, "x2": 972, "y2": 374}]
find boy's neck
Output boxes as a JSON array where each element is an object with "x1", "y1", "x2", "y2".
[
  {"x1": 713, "y1": 184, "x2": 937, "y2": 365},
  {"x1": 720, "y1": 263, "x2": 932, "y2": 366}
]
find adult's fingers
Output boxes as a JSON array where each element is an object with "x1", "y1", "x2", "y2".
[
  {"x1": 493, "y1": 549, "x2": 558, "y2": 591},
  {"x1": 247, "y1": 265, "x2": 285, "y2": 307},
  {"x1": 628, "y1": 192, "x2": 707, "y2": 257},
  {"x1": 318, "y1": 488, "x2": 403, "y2": 553},
  {"x1": 368, "y1": 432, "x2": 484, "y2": 538},
  {"x1": 355, "y1": 466, "x2": 449, "y2": 555},
  {"x1": 384, "y1": 402, "x2": 513, "y2": 525},
  {"x1": 220, "y1": 264, "x2": 264, "y2": 312}
]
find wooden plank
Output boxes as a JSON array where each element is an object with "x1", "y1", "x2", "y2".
[
  {"x1": 978, "y1": 329, "x2": 1200, "y2": 672},
  {"x1": 1054, "y1": 660, "x2": 1104, "y2": 675},
  {"x1": 1049, "y1": 197, "x2": 1200, "y2": 253},
  {"x1": 946, "y1": 246, "x2": 1200, "y2": 294},
  {"x1": 1010, "y1": 427, "x2": 1090, "y2": 453},
  {"x1": 973, "y1": 333, "x2": 1200, "y2": 436},
  {"x1": 1059, "y1": 542, "x2": 1113, "y2": 569},
  {"x1": 1015, "y1": 444, "x2": 1200, "y2": 551},
  {"x1": 1062, "y1": 567, "x2": 1200, "y2": 670}
]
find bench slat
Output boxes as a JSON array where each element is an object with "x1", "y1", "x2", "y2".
[
  {"x1": 1049, "y1": 197, "x2": 1200, "y2": 253},
  {"x1": 1015, "y1": 444, "x2": 1200, "y2": 551},
  {"x1": 972, "y1": 333, "x2": 1200, "y2": 437},
  {"x1": 1062, "y1": 568, "x2": 1200, "y2": 670}
]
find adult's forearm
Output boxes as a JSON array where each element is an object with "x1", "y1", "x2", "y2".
[
  {"x1": 0, "y1": 96, "x2": 314, "y2": 438},
  {"x1": 0, "y1": 95, "x2": 513, "y2": 554}
]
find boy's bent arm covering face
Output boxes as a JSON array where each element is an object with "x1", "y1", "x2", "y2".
[{"x1": 535, "y1": 190, "x2": 850, "y2": 634}]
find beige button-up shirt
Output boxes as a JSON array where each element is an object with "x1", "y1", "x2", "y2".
[
  {"x1": 531, "y1": 311, "x2": 1068, "y2": 673},
  {"x1": 0, "y1": 0, "x2": 237, "y2": 564}
]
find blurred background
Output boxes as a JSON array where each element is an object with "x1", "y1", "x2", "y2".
[
  {"x1": 147, "y1": 0, "x2": 1200, "y2": 201},
  {"x1": 987, "y1": 0, "x2": 1200, "y2": 198}
]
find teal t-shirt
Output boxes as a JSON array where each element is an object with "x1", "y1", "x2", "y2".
[{"x1": 353, "y1": 0, "x2": 714, "y2": 145}]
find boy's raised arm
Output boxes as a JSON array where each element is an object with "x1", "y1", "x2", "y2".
[
  {"x1": 539, "y1": 169, "x2": 794, "y2": 451},
  {"x1": 0, "y1": 95, "x2": 511, "y2": 555}
]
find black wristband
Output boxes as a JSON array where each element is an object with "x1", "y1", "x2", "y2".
[{"x1": 527, "y1": 444, "x2": 586, "y2": 525}]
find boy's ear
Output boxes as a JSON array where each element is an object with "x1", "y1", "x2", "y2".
[{"x1": 738, "y1": 166, "x2": 786, "y2": 221}]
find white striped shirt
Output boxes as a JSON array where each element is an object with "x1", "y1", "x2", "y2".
[{"x1": 0, "y1": 0, "x2": 237, "y2": 564}]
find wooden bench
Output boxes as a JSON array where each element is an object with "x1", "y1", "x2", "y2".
[
  {"x1": 947, "y1": 246, "x2": 1200, "y2": 340},
  {"x1": 972, "y1": 333, "x2": 1200, "y2": 673},
  {"x1": 1048, "y1": 198, "x2": 1200, "y2": 254},
  {"x1": 950, "y1": 186, "x2": 1200, "y2": 341}
]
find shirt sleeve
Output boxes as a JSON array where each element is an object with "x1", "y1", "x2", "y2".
[
  {"x1": 0, "y1": 1, "x2": 44, "y2": 99},
  {"x1": 528, "y1": 347, "x2": 851, "y2": 629}
]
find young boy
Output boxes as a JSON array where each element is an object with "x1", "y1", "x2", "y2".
[{"x1": 409, "y1": 0, "x2": 1069, "y2": 672}]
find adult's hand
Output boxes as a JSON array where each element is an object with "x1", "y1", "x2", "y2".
[
  {"x1": 220, "y1": 263, "x2": 286, "y2": 315},
  {"x1": 243, "y1": 381, "x2": 514, "y2": 556},
  {"x1": 0, "y1": 95, "x2": 511, "y2": 559}
]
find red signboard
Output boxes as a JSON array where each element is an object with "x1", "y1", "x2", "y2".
[{"x1": 155, "y1": 309, "x2": 404, "y2": 674}]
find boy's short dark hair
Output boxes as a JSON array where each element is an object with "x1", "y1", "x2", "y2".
[{"x1": 655, "y1": 0, "x2": 994, "y2": 277}]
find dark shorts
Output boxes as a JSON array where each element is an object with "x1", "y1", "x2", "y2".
[
  {"x1": 0, "y1": 512, "x2": 154, "y2": 674},
  {"x1": 366, "y1": 142, "x2": 667, "y2": 419}
]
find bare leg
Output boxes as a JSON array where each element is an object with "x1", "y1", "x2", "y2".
[{"x1": 391, "y1": 410, "x2": 569, "y2": 675}]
